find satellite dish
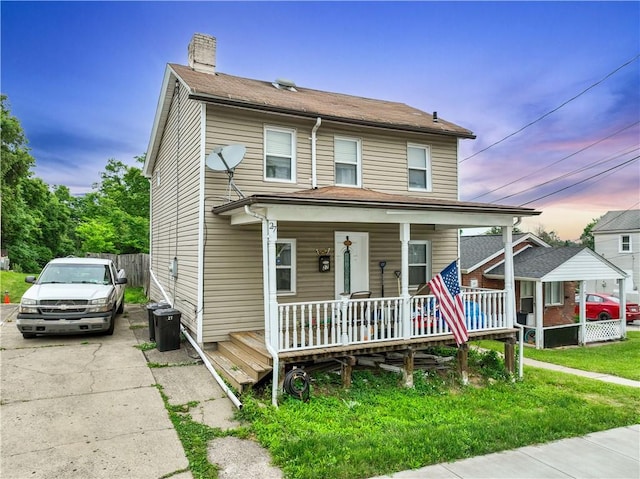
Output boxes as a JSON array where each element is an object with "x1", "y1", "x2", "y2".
[
  {"x1": 205, "y1": 144, "x2": 247, "y2": 199},
  {"x1": 206, "y1": 144, "x2": 246, "y2": 172}
]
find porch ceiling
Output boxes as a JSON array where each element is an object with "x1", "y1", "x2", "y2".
[{"x1": 213, "y1": 186, "x2": 540, "y2": 228}]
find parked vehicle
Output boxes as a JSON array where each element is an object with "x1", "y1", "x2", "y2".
[
  {"x1": 575, "y1": 293, "x2": 640, "y2": 324},
  {"x1": 16, "y1": 257, "x2": 127, "y2": 338}
]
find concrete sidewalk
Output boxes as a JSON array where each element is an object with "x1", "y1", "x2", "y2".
[{"x1": 370, "y1": 424, "x2": 640, "y2": 479}]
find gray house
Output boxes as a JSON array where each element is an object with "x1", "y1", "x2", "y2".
[{"x1": 591, "y1": 210, "x2": 639, "y2": 303}]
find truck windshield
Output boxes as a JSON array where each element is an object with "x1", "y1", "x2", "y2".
[{"x1": 39, "y1": 264, "x2": 111, "y2": 285}]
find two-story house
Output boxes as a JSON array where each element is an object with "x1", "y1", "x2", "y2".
[
  {"x1": 591, "y1": 210, "x2": 639, "y2": 303},
  {"x1": 144, "y1": 34, "x2": 540, "y2": 402}
]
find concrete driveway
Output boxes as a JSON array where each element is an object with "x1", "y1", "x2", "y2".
[{"x1": 0, "y1": 304, "x2": 189, "y2": 479}]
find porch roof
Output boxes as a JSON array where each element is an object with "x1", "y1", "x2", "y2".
[
  {"x1": 213, "y1": 186, "x2": 540, "y2": 227},
  {"x1": 485, "y1": 246, "x2": 628, "y2": 281}
]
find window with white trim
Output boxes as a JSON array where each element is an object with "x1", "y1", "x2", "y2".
[
  {"x1": 544, "y1": 281, "x2": 563, "y2": 306},
  {"x1": 276, "y1": 239, "x2": 296, "y2": 294},
  {"x1": 265, "y1": 126, "x2": 296, "y2": 182},
  {"x1": 620, "y1": 235, "x2": 632, "y2": 252},
  {"x1": 407, "y1": 144, "x2": 431, "y2": 191},
  {"x1": 334, "y1": 137, "x2": 361, "y2": 186},
  {"x1": 409, "y1": 241, "x2": 431, "y2": 287}
]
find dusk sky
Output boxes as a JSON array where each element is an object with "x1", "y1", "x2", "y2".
[{"x1": 2, "y1": 1, "x2": 639, "y2": 240}]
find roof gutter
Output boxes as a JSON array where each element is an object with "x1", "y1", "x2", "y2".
[
  {"x1": 311, "y1": 117, "x2": 322, "y2": 189},
  {"x1": 188, "y1": 93, "x2": 476, "y2": 139},
  {"x1": 213, "y1": 195, "x2": 539, "y2": 217}
]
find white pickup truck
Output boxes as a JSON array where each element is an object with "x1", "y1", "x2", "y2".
[{"x1": 16, "y1": 257, "x2": 127, "y2": 338}]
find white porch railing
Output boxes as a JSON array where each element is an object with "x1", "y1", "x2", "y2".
[{"x1": 276, "y1": 289, "x2": 508, "y2": 353}]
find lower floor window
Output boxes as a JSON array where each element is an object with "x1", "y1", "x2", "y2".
[
  {"x1": 544, "y1": 281, "x2": 563, "y2": 306},
  {"x1": 276, "y1": 239, "x2": 296, "y2": 294}
]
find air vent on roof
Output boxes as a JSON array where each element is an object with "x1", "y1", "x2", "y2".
[{"x1": 272, "y1": 78, "x2": 297, "y2": 92}]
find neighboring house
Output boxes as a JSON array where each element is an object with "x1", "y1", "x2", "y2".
[
  {"x1": 460, "y1": 234, "x2": 629, "y2": 349},
  {"x1": 144, "y1": 33, "x2": 540, "y2": 400},
  {"x1": 590, "y1": 210, "x2": 639, "y2": 303}
]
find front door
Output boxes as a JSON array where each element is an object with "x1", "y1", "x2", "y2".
[{"x1": 334, "y1": 232, "x2": 369, "y2": 298}]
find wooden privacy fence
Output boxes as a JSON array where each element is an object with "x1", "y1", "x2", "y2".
[{"x1": 86, "y1": 253, "x2": 149, "y2": 290}]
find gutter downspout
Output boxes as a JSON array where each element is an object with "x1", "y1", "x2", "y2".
[
  {"x1": 311, "y1": 117, "x2": 321, "y2": 189},
  {"x1": 244, "y1": 205, "x2": 280, "y2": 407},
  {"x1": 149, "y1": 267, "x2": 243, "y2": 409}
]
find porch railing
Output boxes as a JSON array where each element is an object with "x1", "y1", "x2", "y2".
[{"x1": 276, "y1": 289, "x2": 508, "y2": 353}]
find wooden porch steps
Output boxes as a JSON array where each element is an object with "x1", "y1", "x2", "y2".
[{"x1": 205, "y1": 331, "x2": 273, "y2": 393}]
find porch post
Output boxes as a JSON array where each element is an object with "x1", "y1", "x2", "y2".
[
  {"x1": 266, "y1": 220, "x2": 279, "y2": 350},
  {"x1": 400, "y1": 223, "x2": 411, "y2": 339},
  {"x1": 535, "y1": 281, "x2": 544, "y2": 349},
  {"x1": 502, "y1": 226, "x2": 515, "y2": 328},
  {"x1": 578, "y1": 280, "x2": 586, "y2": 345},
  {"x1": 619, "y1": 278, "x2": 627, "y2": 338}
]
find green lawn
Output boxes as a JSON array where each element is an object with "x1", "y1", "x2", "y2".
[
  {"x1": 471, "y1": 332, "x2": 640, "y2": 381},
  {"x1": 238, "y1": 365, "x2": 640, "y2": 479}
]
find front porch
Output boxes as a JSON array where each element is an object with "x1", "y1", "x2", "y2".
[{"x1": 206, "y1": 289, "x2": 518, "y2": 392}]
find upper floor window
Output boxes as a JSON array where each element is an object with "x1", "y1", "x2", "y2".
[
  {"x1": 407, "y1": 144, "x2": 432, "y2": 191},
  {"x1": 544, "y1": 281, "x2": 563, "y2": 306},
  {"x1": 335, "y1": 137, "x2": 361, "y2": 187},
  {"x1": 265, "y1": 126, "x2": 296, "y2": 182},
  {"x1": 276, "y1": 239, "x2": 296, "y2": 294},
  {"x1": 620, "y1": 235, "x2": 632, "y2": 252},
  {"x1": 409, "y1": 241, "x2": 431, "y2": 288}
]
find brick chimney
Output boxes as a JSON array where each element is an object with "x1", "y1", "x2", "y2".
[{"x1": 188, "y1": 33, "x2": 216, "y2": 74}]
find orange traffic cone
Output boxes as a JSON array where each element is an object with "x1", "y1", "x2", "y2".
[{"x1": 4, "y1": 291, "x2": 10, "y2": 304}]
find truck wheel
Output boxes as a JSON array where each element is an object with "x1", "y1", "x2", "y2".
[
  {"x1": 117, "y1": 300, "x2": 124, "y2": 314},
  {"x1": 22, "y1": 333, "x2": 36, "y2": 339},
  {"x1": 105, "y1": 311, "x2": 116, "y2": 335}
]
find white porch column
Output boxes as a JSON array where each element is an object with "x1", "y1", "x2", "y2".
[
  {"x1": 502, "y1": 226, "x2": 515, "y2": 328},
  {"x1": 619, "y1": 277, "x2": 627, "y2": 338},
  {"x1": 578, "y1": 281, "x2": 586, "y2": 345},
  {"x1": 535, "y1": 281, "x2": 544, "y2": 349},
  {"x1": 400, "y1": 223, "x2": 411, "y2": 338},
  {"x1": 266, "y1": 220, "x2": 279, "y2": 349}
]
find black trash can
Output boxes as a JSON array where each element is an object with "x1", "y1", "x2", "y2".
[
  {"x1": 153, "y1": 308, "x2": 182, "y2": 352},
  {"x1": 146, "y1": 302, "x2": 170, "y2": 342}
]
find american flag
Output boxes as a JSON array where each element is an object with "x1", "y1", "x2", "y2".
[{"x1": 427, "y1": 260, "x2": 469, "y2": 346}]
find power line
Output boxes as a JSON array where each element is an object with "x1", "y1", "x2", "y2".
[
  {"x1": 470, "y1": 121, "x2": 639, "y2": 201},
  {"x1": 518, "y1": 156, "x2": 639, "y2": 207},
  {"x1": 460, "y1": 54, "x2": 640, "y2": 163},
  {"x1": 493, "y1": 145, "x2": 638, "y2": 203}
]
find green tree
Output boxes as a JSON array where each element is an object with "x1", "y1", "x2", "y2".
[
  {"x1": 484, "y1": 225, "x2": 522, "y2": 235},
  {"x1": 75, "y1": 156, "x2": 149, "y2": 254},
  {"x1": 1, "y1": 96, "x2": 77, "y2": 271},
  {"x1": 579, "y1": 217, "x2": 601, "y2": 250},
  {"x1": 533, "y1": 225, "x2": 577, "y2": 247}
]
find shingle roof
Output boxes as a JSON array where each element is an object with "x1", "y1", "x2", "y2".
[
  {"x1": 460, "y1": 234, "x2": 528, "y2": 270},
  {"x1": 169, "y1": 64, "x2": 475, "y2": 138},
  {"x1": 213, "y1": 186, "x2": 540, "y2": 217},
  {"x1": 592, "y1": 210, "x2": 640, "y2": 233},
  {"x1": 486, "y1": 246, "x2": 585, "y2": 278}
]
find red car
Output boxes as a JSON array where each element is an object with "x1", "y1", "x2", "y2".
[{"x1": 575, "y1": 293, "x2": 640, "y2": 324}]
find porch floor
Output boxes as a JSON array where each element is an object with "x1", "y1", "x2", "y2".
[{"x1": 205, "y1": 328, "x2": 518, "y2": 393}]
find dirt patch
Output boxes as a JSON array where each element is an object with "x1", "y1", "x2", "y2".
[{"x1": 207, "y1": 436, "x2": 283, "y2": 479}]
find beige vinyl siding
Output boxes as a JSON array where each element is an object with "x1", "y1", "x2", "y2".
[
  {"x1": 203, "y1": 105, "x2": 460, "y2": 200},
  {"x1": 149, "y1": 84, "x2": 202, "y2": 334},
  {"x1": 204, "y1": 105, "x2": 312, "y2": 196}
]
